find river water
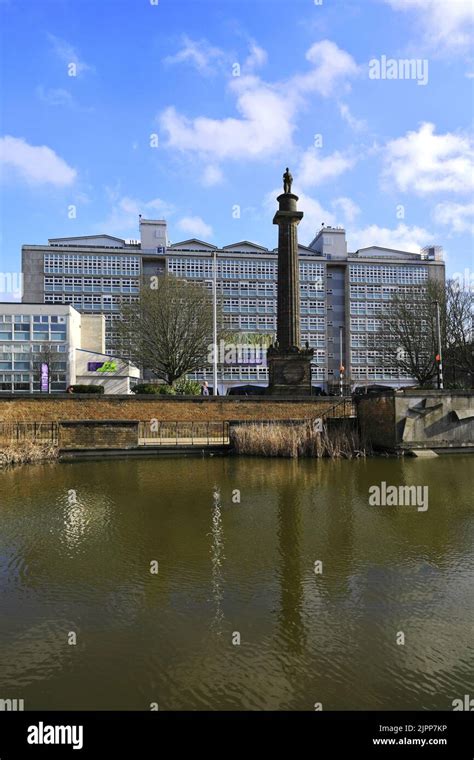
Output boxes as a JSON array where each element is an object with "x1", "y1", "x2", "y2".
[{"x1": 0, "y1": 455, "x2": 472, "y2": 710}]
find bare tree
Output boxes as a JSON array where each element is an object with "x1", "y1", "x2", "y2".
[
  {"x1": 444, "y1": 279, "x2": 474, "y2": 387},
  {"x1": 117, "y1": 276, "x2": 222, "y2": 385},
  {"x1": 32, "y1": 343, "x2": 61, "y2": 393},
  {"x1": 378, "y1": 279, "x2": 473, "y2": 388},
  {"x1": 378, "y1": 287, "x2": 438, "y2": 386}
]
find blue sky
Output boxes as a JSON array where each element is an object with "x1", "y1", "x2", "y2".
[{"x1": 1, "y1": 0, "x2": 473, "y2": 294}]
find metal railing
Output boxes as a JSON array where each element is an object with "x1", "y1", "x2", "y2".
[
  {"x1": 320, "y1": 397, "x2": 356, "y2": 420},
  {"x1": 138, "y1": 421, "x2": 230, "y2": 446},
  {"x1": 0, "y1": 422, "x2": 59, "y2": 446}
]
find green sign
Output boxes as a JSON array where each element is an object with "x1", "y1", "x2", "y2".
[{"x1": 97, "y1": 361, "x2": 117, "y2": 373}]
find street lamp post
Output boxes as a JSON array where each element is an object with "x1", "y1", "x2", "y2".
[
  {"x1": 339, "y1": 325, "x2": 344, "y2": 397},
  {"x1": 432, "y1": 300, "x2": 444, "y2": 390}
]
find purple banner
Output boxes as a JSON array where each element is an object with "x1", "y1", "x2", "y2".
[{"x1": 41, "y1": 363, "x2": 49, "y2": 393}]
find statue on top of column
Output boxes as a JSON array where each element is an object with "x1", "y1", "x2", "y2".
[{"x1": 283, "y1": 167, "x2": 293, "y2": 194}]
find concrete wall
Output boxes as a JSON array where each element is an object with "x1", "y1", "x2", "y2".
[
  {"x1": 21, "y1": 247, "x2": 44, "y2": 302},
  {"x1": 139, "y1": 219, "x2": 168, "y2": 250},
  {"x1": 0, "y1": 395, "x2": 342, "y2": 423},
  {"x1": 395, "y1": 391, "x2": 474, "y2": 449},
  {"x1": 80, "y1": 314, "x2": 105, "y2": 353},
  {"x1": 357, "y1": 391, "x2": 474, "y2": 451}
]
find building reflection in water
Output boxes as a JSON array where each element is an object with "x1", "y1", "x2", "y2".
[
  {"x1": 276, "y1": 465, "x2": 306, "y2": 655},
  {"x1": 209, "y1": 485, "x2": 225, "y2": 634},
  {"x1": 61, "y1": 493, "x2": 112, "y2": 552}
]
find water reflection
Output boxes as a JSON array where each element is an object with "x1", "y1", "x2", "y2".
[
  {"x1": 209, "y1": 484, "x2": 225, "y2": 634},
  {"x1": 276, "y1": 464, "x2": 306, "y2": 655},
  {"x1": 0, "y1": 456, "x2": 472, "y2": 710}
]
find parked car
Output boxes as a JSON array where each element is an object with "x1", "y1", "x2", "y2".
[
  {"x1": 227, "y1": 384, "x2": 266, "y2": 396},
  {"x1": 352, "y1": 384, "x2": 394, "y2": 397}
]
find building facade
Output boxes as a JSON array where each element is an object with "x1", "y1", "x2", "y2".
[
  {"x1": 21, "y1": 219, "x2": 445, "y2": 392},
  {"x1": 0, "y1": 303, "x2": 139, "y2": 394}
]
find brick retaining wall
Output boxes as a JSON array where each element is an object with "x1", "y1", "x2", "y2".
[
  {"x1": 0, "y1": 395, "x2": 340, "y2": 423},
  {"x1": 59, "y1": 420, "x2": 139, "y2": 450}
]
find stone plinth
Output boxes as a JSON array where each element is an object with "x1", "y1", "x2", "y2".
[{"x1": 267, "y1": 347, "x2": 314, "y2": 396}]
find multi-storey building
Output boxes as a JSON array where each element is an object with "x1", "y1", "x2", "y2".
[
  {"x1": 21, "y1": 219, "x2": 445, "y2": 392},
  {"x1": 0, "y1": 303, "x2": 139, "y2": 394}
]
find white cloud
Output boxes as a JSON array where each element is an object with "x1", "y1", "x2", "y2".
[
  {"x1": 383, "y1": 0, "x2": 474, "y2": 52},
  {"x1": 97, "y1": 196, "x2": 174, "y2": 236},
  {"x1": 382, "y1": 123, "x2": 474, "y2": 195},
  {"x1": 177, "y1": 216, "x2": 213, "y2": 240},
  {"x1": 264, "y1": 187, "x2": 335, "y2": 245},
  {"x1": 265, "y1": 188, "x2": 431, "y2": 253},
  {"x1": 245, "y1": 43, "x2": 267, "y2": 71},
  {"x1": 433, "y1": 201, "x2": 474, "y2": 234},
  {"x1": 201, "y1": 165, "x2": 224, "y2": 186},
  {"x1": 163, "y1": 36, "x2": 226, "y2": 75},
  {"x1": 332, "y1": 196, "x2": 361, "y2": 223},
  {"x1": 298, "y1": 194, "x2": 337, "y2": 244},
  {"x1": 298, "y1": 148, "x2": 356, "y2": 189},
  {"x1": 338, "y1": 103, "x2": 367, "y2": 132},
  {"x1": 47, "y1": 34, "x2": 93, "y2": 75},
  {"x1": 0, "y1": 136, "x2": 76, "y2": 186},
  {"x1": 160, "y1": 76, "x2": 295, "y2": 160},
  {"x1": 348, "y1": 223, "x2": 433, "y2": 253},
  {"x1": 293, "y1": 40, "x2": 360, "y2": 97},
  {"x1": 159, "y1": 40, "x2": 358, "y2": 163},
  {"x1": 36, "y1": 86, "x2": 74, "y2": 107}
]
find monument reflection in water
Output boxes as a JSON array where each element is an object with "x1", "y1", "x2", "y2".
[{"x1": 0, "y1": 456, "x2": 472, "y2": 710}]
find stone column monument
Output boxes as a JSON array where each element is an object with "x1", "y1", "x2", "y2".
[{"x1": 267, "y1": 169, "x2": 314, "y2": 395}]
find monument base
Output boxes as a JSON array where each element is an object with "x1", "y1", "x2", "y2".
[{"x1": 266, "y1": 347, "x2": 314, "y2": 396}]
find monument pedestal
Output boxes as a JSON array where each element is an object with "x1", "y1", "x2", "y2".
[{"x1": 267, "y1": 347, "x2": 314, "y2": 396}]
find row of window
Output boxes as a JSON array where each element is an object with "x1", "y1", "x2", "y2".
[
  {"x1": 188, "y1": 366, "x2": 327, "y2": 381},
  {"x1": 42, "y1": 255, "x2": 429, "y2": 286},
  {"x1": 168, "y1": 258, "x2": 325, "y2": 282},
  {"x1": 0, "y1": 331, "x2": 66, "y2": 341},
  {"x1": 221, "y1": 300, "x2": 325, "y2": 315},
  {"x1": 44, "y1": 255, "x2": 141, "y2": 276},
  {"x1": 0, "y1": 344, "x2": 67, "y2": 354},
  {"x1": 351, "y1": 335, "x2": 387, "y2": 348},
  {"x1": 0, "y1": 361, "x2": 67, "y2": 371},
  {"x1": 351, "y1": 367, "x2": 411, "y2": 379},
  {"x1": 223, "y1": 316, "x2": 276, "y2": 329},
  {"x1": 0, "y1": 376, "x2": 67, "y2": 392},
  {"x1": 350, "y1": 302, "x2": 385, "y2": 315},
  {"x1": 350, "y1": 318, "x2": 382, "y2": 332},
  {"x1": 44, "y1": 294, "x2": 137, "y2": 310},
  {"x1": 350, "y1": 285, "x2": 427, "y2": 299},
  {"x1": 349, "y1": 265, "x2": 428, "y2": 284},
  {"x1": 44, "y1": 277, "x2": 140, "y2": 294},
  {"x1": 0, "y1": 314, "x2": 66, "y2": 323}
]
